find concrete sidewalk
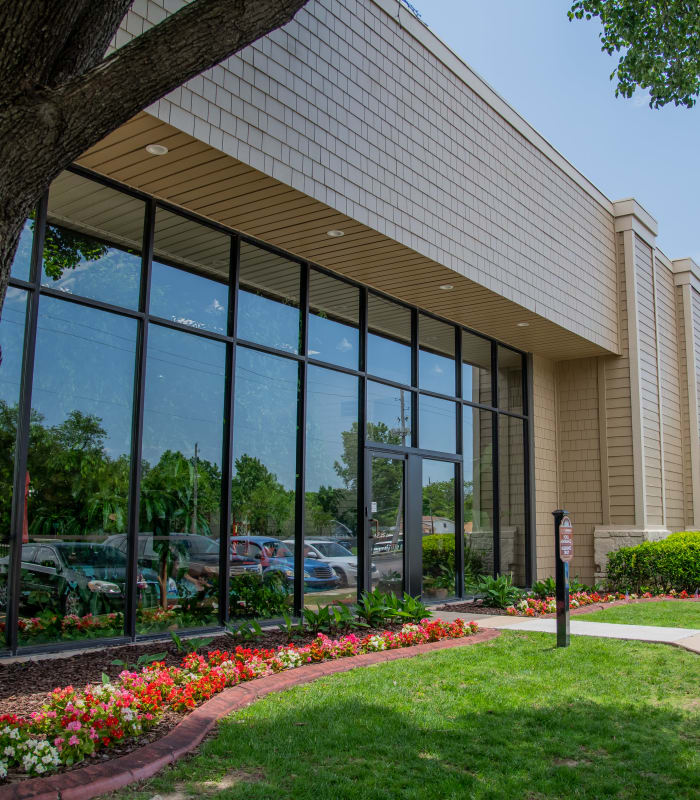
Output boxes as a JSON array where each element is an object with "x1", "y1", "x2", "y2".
[{"x1": 435, "y1": 610, "x2": 700, "y2": 653}]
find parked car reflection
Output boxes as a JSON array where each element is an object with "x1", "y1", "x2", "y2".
[
  {"x1": 230, "y1": 536, "x2": 340, "y2": 591},
  {"x1": 0, "y1": 541, "x2": 168, "y2": 617}
]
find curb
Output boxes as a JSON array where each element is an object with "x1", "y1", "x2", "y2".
[{"x1": 0, "y1": 629, "x2": 500, "y2": 800}]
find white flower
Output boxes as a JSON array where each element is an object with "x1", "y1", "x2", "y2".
[
  {"x1": 4, "y1": 746, "x2": 15, "y2": 756},
  {"x1": 0, "y1": 759, "x2": 7, "y2": 778}
]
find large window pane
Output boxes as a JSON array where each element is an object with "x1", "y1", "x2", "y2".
[
  {"x1": 419, "y1": 315, "x2": 455, "y2": 396},
  {"x1": 43, "y1": 171, "x2": 144, "y2": 309},
  {"x1": 367, "y1": 294, "x2": 411, "y2": 385},
  {"x1": 499, "y1": 415, "x2": 527, "y2": 584},
  {"x1": 304, "y1": 366, "x2": 358, "y2": 608},
  {"x1": 308, "y1": 270, "x2": 359, "y2": 369},
  {"x1": 150, "y1": 208, "x2": 231, "y2": 334},
  {"x1": 421, "y1": 460, "x2": 456, "y2": 601},
  {"x1": 19, "y1": 297, "x2": 136, "y2": 647},
  {"x1": 140, "y1": 325, "x2": 225, "y2": 634},
  {"x1": 463, "y1": 407, "x2": 494, "y2": 583},
  {"x1": 237, "y1": 241, "x2": 300, "y2": 353},
  {"x1": 0, "y1": 289, "x2": 28, "y2": 649},
  {"x1": 418, "y1": 395, "x2": 456, "y2": 453},
  {"x1": 11, "y1": 220, "x2": 33, "y2": 281},
  {"x1": 369, "y1": 454, "x2": 404, "y2": 595},
  {"x1": 463, "y1": 331, "x2": 492, "y2": 406},
  {"x1": 498, "y1": 346, "x2": 524, "y2": 414},
  {"x1": 367, "y1": 380, "x2": 412, "y2": 446},
  {"x1": 231, "y1": 347, "x2": 297, "y2": 618}
]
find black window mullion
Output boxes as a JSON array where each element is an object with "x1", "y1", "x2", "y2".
[
  {"x1": 357, "y1": 286, "x2": 368, "y2": 597},
  {"x1": 524, "y1": 353, "x2": 536, "y2": 586},
  {"x1": 492, "y1": 411, "x2": 500, "y2": 578},
  {"x1": 294, "y1": 263, "x2": 310, "y2": 616},
  {"x1": 454, "y1": 330, "x2": 464, "y2": 597},
  {"x1": 125, "y1": 198, "x2": 154, "y2": 640},
  {"x1": 455, "y1": 459, "x2": 464, "y2": 598},
  {"x1": 219, "y1": 235, "x2": 239, "y2": 625},
  {"x1": 7, "y1": 194, "x2": 46, "y2": 654},
  {"x1": 411, "y1": 309, "x2": 418, "y2": 447}
]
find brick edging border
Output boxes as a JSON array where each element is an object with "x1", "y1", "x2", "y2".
[
  {"x1": 550, "y1": 595, "x2": 700, "y2": 619},
  {"x1": 1, "y1": 629, "x2": 500, "y2": 800}
]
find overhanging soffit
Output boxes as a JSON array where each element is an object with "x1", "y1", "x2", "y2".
[{"x1": 76, "y1": 112, "x2": 616, "y2": 361}]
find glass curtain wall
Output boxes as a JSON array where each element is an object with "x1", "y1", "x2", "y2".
[{"x1": 1, "y1": 166, "x2": 530, "y2": 653}]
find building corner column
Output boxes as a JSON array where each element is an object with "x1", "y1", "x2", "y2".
[
  {"x1": 594, "y1": 200, "x2": 671, "y2": 583},
  {"x1": 671, "y1": 258, "x2": 700, "y2": 529}
]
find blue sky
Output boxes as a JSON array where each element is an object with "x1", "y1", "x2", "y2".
[{"x1": 423, "y1": 1, "x2": 700, "y2": 262}]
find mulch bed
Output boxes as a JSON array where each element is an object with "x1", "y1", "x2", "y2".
[
  {"x1": 0, "y1": 619, "x2": 474, "y2": 787},
  {"x1": 0, "y1": 624, "x2": 408, "y2": 719},
  {"x1": 435, "y1": 602, "x2": 507, "y2": 616}
]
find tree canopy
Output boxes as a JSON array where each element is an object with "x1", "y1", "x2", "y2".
[{"x1": 570, "y1": 0, "x2": 700, "y2": 107}]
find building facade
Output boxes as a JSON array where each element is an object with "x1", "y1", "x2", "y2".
[{"x1": 1, "y1": 0, "x2": 698, "y2": 654}]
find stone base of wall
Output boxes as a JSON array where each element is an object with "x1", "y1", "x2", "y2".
[{"x1": 593, "y1": 526, "x2": 672, "y2": 583}]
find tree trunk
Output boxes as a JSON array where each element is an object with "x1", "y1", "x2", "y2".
[{"x1": 0, "y1": 0, "x2": 310, "y2": 321}]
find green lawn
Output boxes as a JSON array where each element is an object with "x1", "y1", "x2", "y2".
[
  {"x1": 113, "y1": 632, "x2": 700, "y2": 800},
  {"x1": 577, "y1": 600, "x2": 700, "y2": 629}
]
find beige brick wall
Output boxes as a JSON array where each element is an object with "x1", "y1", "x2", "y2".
[
  {"x1": 693, "y1": 287, "x2": 700, "y2": 444},
  {"x1": 676, "y1": 283, "x2": 695, "y2": 524},
  {"x1": 605, "y1": 233, "x2": 635, "y2": 524},
  {"x1": 635, "y1": 238, "x2": 663, "y2": 524},
  {"x1": 532, "y1": 355, "x2": 557, "y2": 581},
  {"x1": 656, "y1": 258, "x2": 685, "y2": 529},
  {"x1": 555, "y1": 358, "x2": 601, "y2": 584},
  {"x1": 114, "y1": 0, "x2": 619, "y2": 354}
]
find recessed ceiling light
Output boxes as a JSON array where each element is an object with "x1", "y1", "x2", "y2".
[
  {"x1": 517, "y1": 322, "x2": 530, "y2": 327},
  {"x1": 438, "y1": 284, "x2": 454, "y2": 290},
  {"x1": 327, "y1": 229, "x2": 345, "y2": 237},
  {"x1": 145, "y1": 144, "x2": 169, "y2": 155}
]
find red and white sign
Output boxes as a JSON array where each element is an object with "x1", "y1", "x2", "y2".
[{"x1": 559, "y1": 516, "x2": 573, "y2": 562}]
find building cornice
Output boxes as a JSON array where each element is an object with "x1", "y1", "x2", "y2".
[{"x1": 612, "y1": 198, "x2": 658, "y2": 248}]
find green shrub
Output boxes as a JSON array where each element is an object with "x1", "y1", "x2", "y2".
[
  {"x1": 422, "y1": 534, "x2": 484, "y2": 581},
  {"x1": 467, "y1": 573, "x2": 523, "y2": 608},
  {"x1": 229, "y1": 573, "x2": 290, "y2": 618},
  {"x1": 606, "y1": 533, "x2": 700, "y2": 593}
]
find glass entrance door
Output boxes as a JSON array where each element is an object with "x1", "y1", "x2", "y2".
[
  {"x1": 421, "y1": 459, "x2": 458, "y2": 601},
  {"x1": 367, "y1": 453, "x2": 405, "y2": 594}
]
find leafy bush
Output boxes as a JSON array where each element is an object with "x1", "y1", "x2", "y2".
[
  {"x1": 422, "y1": 534, "x2": 484, "y2": 583},
  {"x1": 468, "y1": 574, "x2": 523, "y2": 608},
  {"x1": 606, "y1": 532, "x2": 700, "y2": 593},
  {"x1": 531, "y1": 577, "x2": 556, "y2": 599},
  {"x1": 229, "y1": 573, "x2": 290, "y2": 618}
]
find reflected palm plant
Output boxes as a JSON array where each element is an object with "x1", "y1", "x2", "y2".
[
  {"x1": 141, "y1": 450, "x2": 216, "y2": 609},
  {"x1": 85, "y1": 456, "x2": 130, "y2": 533}
]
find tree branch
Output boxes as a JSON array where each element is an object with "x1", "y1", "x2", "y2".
[
  {"x1": 49, "y1": 0, "x2": 135, "y2": 87},
  {"x1": 0, "y1": 0, "x2": 309, "y2": 210},
  {"x1": 0, "y1": 1, "x2": 88, "y2": 104}
]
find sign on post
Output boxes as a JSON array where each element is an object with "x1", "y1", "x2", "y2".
[
  {"x1": 552, "y1": 509, "x2": 571, "y2": 648},
  {"x1": 559, "y1": 516, "x2": 574, "y2": 563}
]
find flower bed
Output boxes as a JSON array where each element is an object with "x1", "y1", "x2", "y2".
[
  {"x1": 505, "y1": 589, "x2": 695, "y2": 617},
  {"x1": 0, "y1": 618, "x2": 477, "y2": 781}
]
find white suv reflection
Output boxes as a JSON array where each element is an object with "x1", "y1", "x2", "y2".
[{"x1": 284, "y1": 538, "x2": 377, "y2": 587}]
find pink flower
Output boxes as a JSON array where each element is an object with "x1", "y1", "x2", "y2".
[
  {"x1": 54, "y1": 737, "x2": 64, "y2": 747},
  {"x1": 68, "y1": 735, "x2": 80, "y2": 746},
  {"x1": 67, "y1": 720, "x2": 82, "y2": 731}
]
